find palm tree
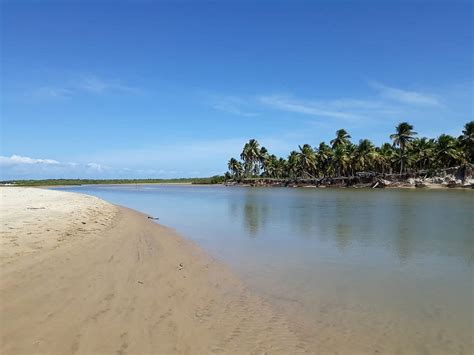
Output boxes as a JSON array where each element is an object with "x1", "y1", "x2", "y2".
[
  {"x1": 263, "y1": 154, "x2": 278, "y2": 178},
  {"x1": 227, "y1": 158, "x2": 243, "y2": 178},
  {"x1": 240, "y1": 139, "x2": 261, "y2": 176},
  {"x1": 332, "y1": 145, "x2": 350, "y2": 176},
  {"x1": 297, "y1": 144, "x2": 317, "y2": 178},
  {"x1": 316, "y1": 142, "x2": 333, "y2": 177},
  {"x1": 259, "y1": 146, "x2": 269, "y2": 174},
  {"x1": 390, "y1": 122, "x2": 417, "y2": 174},
  {"x1": 330, "y1": 129, "x2": 351, "y2": 149},
  {"x1": 436, "y1": 134, "x2": 462, "y2": 168},
  {"x1": 355, "y1": 139, "x2": 376, "y2": 172},
  {"x1": 410, "y1": 138, "x2": 436, "y2": 171},
  {"x1": 345, "y1": 143, "x2": 358, "y2": 176},
  {"x1": 377, "y1": 143, "x2": 395, "y2": 174},
  {"x1": 276, "y1": 158, "x2": 287, "y2": 178},
  {"x1": 228, "y1": 121, "x2": 472, "y2": 182},
  {"x1": 287, "y1": 151, "x2": 300, "y2": 179},
  {"x1": 459, "y1": 121, "x2": 474, "y2": 163}
]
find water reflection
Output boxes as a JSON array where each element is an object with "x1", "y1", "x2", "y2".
[{"x1": 233, "y1": 188, "x2": 473, "y2": 264}]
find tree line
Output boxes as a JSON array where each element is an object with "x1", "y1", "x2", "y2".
[{"x1": 227, "y1": 121, "x2": 474, "y2": 180}]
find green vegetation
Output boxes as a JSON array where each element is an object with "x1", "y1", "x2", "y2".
[
  {"x1": 227, "y1": 121, "x2": 474, "y2": 179},
  {"x1": 1, "y1": 176, "x2": 226, "y2": 186}
]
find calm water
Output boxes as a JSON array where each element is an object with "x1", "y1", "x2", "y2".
[{"x1": 57, "y1": 185, "x2": 473, "y2": 353}]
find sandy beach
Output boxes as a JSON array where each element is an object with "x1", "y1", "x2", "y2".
[{"x1": 0, "y1": 187, "x2": 306, "y2": 354}]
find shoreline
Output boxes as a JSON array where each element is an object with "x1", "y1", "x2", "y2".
[
  {"x1": 3, "y1": 182, "x2": 472, "y2": 191},
  {"x1": 0, "y1": 187, "x2": 307, "y2": 354}
]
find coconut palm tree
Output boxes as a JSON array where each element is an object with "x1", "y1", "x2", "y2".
[
  {"x1": 227, "y1": 158, "x2": 243, "y2": 178},
  {"x1": 436, "y1": 134, "x2": 462, "y2": 168},
  {"x1": 390, "y1": 122, "x2": 417, "y2": 174},
  {"x1": 316, "y1": 142, "x2": 333, "y2": 177},
  {"x1": 240, "y1": 139, "x2": 261, "y2": 176},
  {"x1": 330, "y1": 129, "x2": 351, "y2": 149},
  {"x1": 262, "y1": 154, "x2": 278, "y2": 178},
  {"x1": 332, "y1": 145, "x2": 350, "y2": 176},
  {"x1": 259, "y1": 146, "x2": 269, "y2": 174},
  {"x1": 459, "y1": 121, "x2": 474, "y2": 163},
  {"x1": 297, "y1": 144, "x2": 317, "y2": 178},
  {"x1": 229, "y1": 121, "x2": 472, "y2": 182},
  {"x1": 377, "y1": 143, "x2": 395, "y2": 174},
  {"x1": 287, "y1": 151, "x2": 300, "y2": 179},
  {"x1": 276, "y1": 158, "x2": 287, "y2": 178},
  {"x1": 410, "y1": 138, "x2": 436, "y2": 171},
  {"x1": 355, "y1": 139, "x2": 376, "y2": 172}
]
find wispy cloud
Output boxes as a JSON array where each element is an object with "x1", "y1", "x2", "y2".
[
  {"x1": 208, "y1": 95, "x2": 259, "y2": 117},
  {"x1": 30, "y1": 87, "x2": 73, "y2": 100},
  {"x1": 24, "y1": 75, "x2": 140, "y2": 101},
  {"x1": 77, "y1": 76, "x2": 140, "y2": 94},
  {"x1": 370, "y1": 81, "x2": 441, "y2": 107},
  {"x1": 207, "y1": 80, "x2": 443, "y2": 123},
  {"x1": 258, "y1": 95, "x2": 368, "y2": 121}
]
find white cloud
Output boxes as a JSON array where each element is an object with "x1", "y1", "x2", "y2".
[
  {"x1": 370, "y1": 81, "x2": 441, "y2": 106},
  {"x1": 258, "y1": 95, "x2": 365, "y2": 121},
  {"x1": 0, "y1": 155, "x2": 116, "y2": 180},
  {"x1": 0, "y1": 155, "x2": 60, "y2": 166},
  {"x1": 86, "y1": 162, "x2": 106, "y2": 171},
  {"x1": 0, "y1": 152, "x2": 217, "y2": 180}
]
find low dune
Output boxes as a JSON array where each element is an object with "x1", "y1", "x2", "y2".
[{"x1": 0, "y1": 187, "x2": 306, "y2": 354}]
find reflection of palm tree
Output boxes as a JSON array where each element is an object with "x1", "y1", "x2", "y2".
[
  {"x1": 393, "y1": 192, "x2": 415, "y2": 262},
  {"x1": 242, "y1": 191, "x2": 269, "y2": 237}
]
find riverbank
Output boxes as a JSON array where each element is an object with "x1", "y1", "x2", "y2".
[
  {"x1": 0, "y1": 187, "x2": 306, "y2": 354},
  {"x1": 224, "y1": 169, "x2": 474, "y2": 190}
]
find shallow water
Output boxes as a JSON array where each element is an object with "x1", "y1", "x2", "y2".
[{"x1": 56, "y1": 185, "x2": 473, "y2": 353}]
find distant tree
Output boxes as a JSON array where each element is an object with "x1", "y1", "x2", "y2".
[
  {"x1": 377, "y1": 143, "x2": 395, "y2": 174},
  {"x1": 287, "y1": 151, "x2": 300, "y2": 179},
  {"x1": 459, "y1": 121, "x2": 474, "y2": 163},
  {"x1": 227, "y1": 158, "x2": 243, "y2": 178},
  {"x1": 390, "y1": 122, "x2": 417, "y2": 174},
  {"x1": 436, "y1": 134, "x2": 462, "y2": 168},
  {"x1": 297, "y1": 144, "x2": 317, "y2": 178},
  {"x1": 330, "y1": 129, "x2": 351, "y2": 149},
  {"x1": 316, "y1": 142, "x2": 333, "y2": 177},
  {"x1": 240, "y1": 139, "x2": 261, "y2": 176},
  {"x1": 227, "y1": 121, "x2": 472, "y2": 181}
]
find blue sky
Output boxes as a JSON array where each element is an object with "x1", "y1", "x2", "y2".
[{"x1": 1, "y1": 0, "x2": 472, "y2": 179}]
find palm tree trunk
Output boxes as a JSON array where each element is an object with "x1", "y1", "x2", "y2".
[{"x1": 400, "y1": 146, "x2": 404, "y2": 175}]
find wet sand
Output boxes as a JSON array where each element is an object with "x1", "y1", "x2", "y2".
[{"x1": 0, "y1": 187, "x2": 306, "y2": 354}]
